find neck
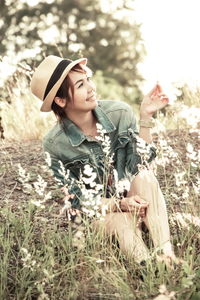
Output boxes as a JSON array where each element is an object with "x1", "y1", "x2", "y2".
[{"x1": 66, "y1": 110, "x2": 96, "y2": 133}]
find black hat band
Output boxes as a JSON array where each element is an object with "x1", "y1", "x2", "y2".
[{"x1": 43, "y1": 59, "x2": 72, "y2": 100}]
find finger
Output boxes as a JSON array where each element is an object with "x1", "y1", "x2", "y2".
[
  {"x1": 128, "y1": 201, "x2": 142, "y2": 208},
  {"x1": 129, "y1": 203, "x2": 148, "y2": 211},
  {"x1": 138, "y1": 208, "x2": 145, "y2": 217},
  {"x1": 134, "y1": 195, "x2": 148, "y2": 205},
  {"x1": 156, "y1": 83, "x2": 163, "y2": 93},
  {"x1": 152, "y1": 83, "x2": 163, "y2": 97},
  {"x1": 147, "y1": 85, "x2": 158, "y2": 97},
  {"x1": 151, "y1": 93, "x2": 169, "y2": 102},
  {"x1": 139, "y1": 212, "x2": 145, "y2": 218},
  {"x1": 132, "y1": 201, "x2": 148, "y2": 208},
  {"x1": 138, "y1": 207, "x2": 144, "y2": 213},
  {"x1": 161, "y1": 97, "x2": 169, "y2": 102},
  {"x1": 159, "y1": 95, "x2": 169, "y2": 102},
  {"x1": 140, "y1": 203, "x2": 148, "y2": 208},
  {"x1": 158, "y1": 93, "x2": 168, "y2": 98}
]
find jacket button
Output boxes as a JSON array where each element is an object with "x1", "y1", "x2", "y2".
[{"x1": 49, "y1": 139, "x2": 53, "y2": 143}]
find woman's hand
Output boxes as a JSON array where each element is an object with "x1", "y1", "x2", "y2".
[
  {"x1": 120, "y1": 195, "x2": 148, "y2": 217},
  {"x1": 140, "y1": 83, "x2": 169, "y2": 119}
]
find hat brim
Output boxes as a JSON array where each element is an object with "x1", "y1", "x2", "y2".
[{"x1": 40, "y1": 58, "x2": 87, "y2": 112}]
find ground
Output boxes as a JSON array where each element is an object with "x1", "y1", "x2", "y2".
[
  {"x1": 0, "y1": 132, "x2": 199, "y2": 300},
  {"x1": 0, "y1": 129, "x2": 198, "y2": 209},
  {"x1": 1, "y1": 140, "x2": 44, "y2": 206},
  {"x1": 0, "y1": 130, "x2": 199, "y2": 227}
]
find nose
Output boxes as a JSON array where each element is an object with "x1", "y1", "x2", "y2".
[{"x1": 87, "y1": 79, "x2": 96, "y2": 92}]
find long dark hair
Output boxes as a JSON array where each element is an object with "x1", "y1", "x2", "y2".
[{"x1": 51, "y1": 64, "x2": 87, "y2": 120}]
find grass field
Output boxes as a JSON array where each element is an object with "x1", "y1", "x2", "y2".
[{"x1": 0, "y1": 84, "x2": 199, "y2": 299}]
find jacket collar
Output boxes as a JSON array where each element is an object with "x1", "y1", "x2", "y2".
[{"x1": 61, "y1": 104, "x2": 116, "y2": 147}]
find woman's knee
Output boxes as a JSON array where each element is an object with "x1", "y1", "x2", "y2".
[
  {"x1": 128, "y1": 168, "x2": 160, "y2": 197},
  {"x1": 133, "y1": 169, "x2": 158, "y2": 187}
]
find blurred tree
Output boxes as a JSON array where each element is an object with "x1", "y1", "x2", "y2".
[{"x1": 0, "y1": 0, "x2": 145, "y2": 104}]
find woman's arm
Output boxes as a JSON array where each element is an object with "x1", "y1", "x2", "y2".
[
  {"x1": 139, "y1": 125, "x2": 152, "y2": 144},
  {"x1": 139, "y1": 84, "x2": 169, "y2": 144}
]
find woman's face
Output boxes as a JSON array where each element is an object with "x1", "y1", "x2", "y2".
[{"x1": 65, "y1": 69, "x2": 97, "y2": 114}]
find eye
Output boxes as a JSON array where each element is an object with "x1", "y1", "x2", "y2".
[{"x1": 78, "y1": 82, "x2": 83, "y2": 88}]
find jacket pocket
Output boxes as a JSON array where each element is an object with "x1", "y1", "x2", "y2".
[
  {"x1": 64, "y1": 155, "x2": 90, "y2": 178},
  {"x1": 115, "y1": 134, "x2": 130, "y2": 150}
]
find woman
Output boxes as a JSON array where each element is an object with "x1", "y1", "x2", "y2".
[{"x1": 30, "y1": 55, "x2": 176, "y2": 264}]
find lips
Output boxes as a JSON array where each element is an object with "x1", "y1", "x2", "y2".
[{"x1": 86, "y1": 94, "x2": 96, "y2": 101}]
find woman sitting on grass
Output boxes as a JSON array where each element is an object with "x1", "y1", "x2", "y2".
[{"x1": 30, "y1": 55, "x2": 177, "y2": 264}]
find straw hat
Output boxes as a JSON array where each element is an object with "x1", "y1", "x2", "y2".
[{"x1": 30, "y1": 55, "x2": 87, "y2": 112}]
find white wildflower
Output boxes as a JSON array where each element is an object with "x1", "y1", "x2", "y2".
[
  {"x1": 113, "y1": 169, "x2": 118, "y2": 183},
  {"x1": 58, "y1": 161, "x2": 71, "y2": 182},
  {"x1": 74, "y1": 230, "x2": 85, "y2": 239},
  {"x1": 83, "y1": 164, "x2": 94, "y2": 176},
  {"x1": 45, "y1": 152, "x2": 52, "y2": 167},
  {"x1": 136, "y1": 136, "x2": 151, "y2": 163},
  {"x1": 159, "y1": 285, "x2": 167, "y2": 294},
  {"x1": 113, "y1": 167, "x2": 130, "y2": 197},
  {"x1": 20, "y1": 247, "x2": 37, "y2": 271},
  {"x1": 178, "y1": 105, "x2": 200, "y2": 128},
  {"x1": 182, "y1": 186, "x2": 189, "y2": 199},
  {"x1": 155, "y1": 138, "x2": 178, "y2": 167},
  {"x1": 18, "y1": 163, "x2": 30, "y2": 183},
  {"x1": 153, "y1": 285, "x2": 176, "y2": 300},
  {"x1": 38, "y1": 292, "x2": 50, "y2": 300},
  {"x1": 96, "y1": 123, "x2": 106, "y2": 134},
  {"x1": 117, "y1": 179, "x2": 130, "y2": 194},
  {"x1": 31, "y1": 200, "x2": 45, "y2": 209},
  {"x1": 95, "y1": 123, "x2": 113, "y2": 163},
  {"x1": 33, "y1": 175, "x2": 47, "y2": 196},
  {"x1": 95, "y1": 184, "x2": 103, "y2": 192},
  {"x1": 186, "y1": 143, "x2": 199, "y2": 167},
  {"x1": 21, "y1": 247, "x2": 28, "y2": 255},
  {"x1": 171, "y1": 212, "x2": 200, "y2": 228},
  {"x1": 136, "y1": 136, "x2": 146, "y2": 150},
  {"x1": 96, "y1": 259, "x2": 105, "y2": 263},
  {"x1": 174, "y1": 171, "x2": 187, "y2": 186},
  {"x1": 186, "y1": 143, "x2": 194, "y2": 154},
  {"x1": 81, "y1": 165, "x2": 97, "y2": 186},
  {"x1": 44, "y1": 191, "x2": 52, "y2": 201},
  {"x1": 193, "y1": 176, "x2": 200, "y2": 194},
  {"x1": 101, "y1": 204, "x2": 108, "y2": 217},
  {"x1": 22, "y1": 183, "x2": 32, "y2": 194},
  {"x1": 72, "y1": 232, "x2": 86, "y2": 250}
]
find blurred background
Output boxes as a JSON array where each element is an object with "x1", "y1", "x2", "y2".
[{"x1": 0, "y1": 0, "x2": 200, "y2": 140}]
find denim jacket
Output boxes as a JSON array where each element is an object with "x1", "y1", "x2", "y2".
[{"x1": 43, "y1": 100, "x2": 156, "y2": 208}]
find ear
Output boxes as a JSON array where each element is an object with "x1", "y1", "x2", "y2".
[{"x1": 54, "y1": 97, "x2": 67, "y2": 108}]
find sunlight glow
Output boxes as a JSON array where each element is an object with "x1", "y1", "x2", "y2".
[{"x1": 134, "y1": 0, "x2": 200, "y2": 91}]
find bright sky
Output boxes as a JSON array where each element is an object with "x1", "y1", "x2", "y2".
[{"x1": 134, "y1": 0, "x2": 200, "y2": 92}]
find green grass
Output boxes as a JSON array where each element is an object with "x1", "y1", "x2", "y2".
[
  {"x1": 0, "y1": 80, "x2": 200, "y2": 299},
  {"x1": 0, "y1": 131, "x2": 199, "y2": 300},
  {"x1": 0, "y1": 201, "x2": 199, "y2": 299}
]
